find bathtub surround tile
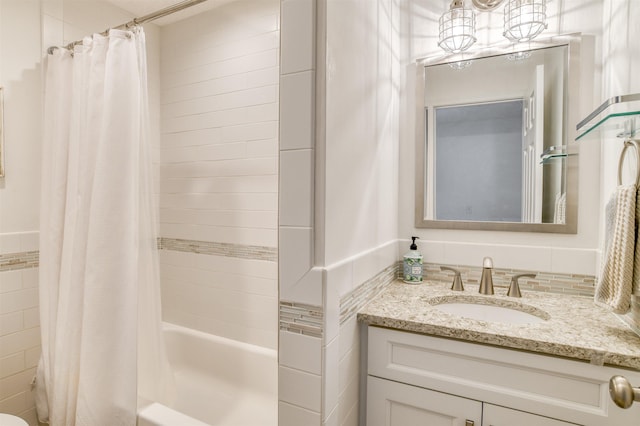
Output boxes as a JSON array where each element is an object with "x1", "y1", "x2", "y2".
[
  {"x1": 280, "y1": 0, "x2": 316, "y2": 74},
  {"x1": 279, "y1": 401, "x2": 321, "y2": 426},
  {"x1": 158, "y1": 237, "x2": 277, "y2": 262},
  {"x1": 279, "y1": 301, "x2": 323, "y2": 338},
  {"x1": 279, "y1": 149, "x2": 314, "y2": 226},
  {"x1": 322, "y1": 336, "x2": 339, "y2": 422},
  {"x1": 279, "y1": 365, "x2": 322, "y2": 412},
  {"x1": 279, "y1": 330, "x2": 322, "y2": 374},
  {"x1": 280, "y1": 72, "x2": 315, "y2": 151}
]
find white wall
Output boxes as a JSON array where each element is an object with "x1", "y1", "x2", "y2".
[
  {"x1": 0, "y1": 1, "x2": 44, "y2": 423},
  {"x1": 0, "y1": 1, "x2": 157, "y2": 422},
  {"x1": 600, "y1": 0, "x2": 640, "y2": 330},
  {"x1": 398, "y1": 0, "x2": 604, "y2": 275},
  {"x1": 158, "y1": 0, "x2": 280, "y2": 350},
  {"x1": 321, "y1": 0, "x2": 400, "y2": 267}
]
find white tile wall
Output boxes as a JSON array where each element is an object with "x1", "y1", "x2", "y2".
[
  {"x1": 159, "y1": 0, "x2": 280, "y2": 350},
  {"x1": 0, "y1": 261, "x2": 40, "y2": 423},
  {"x1": 159, "y1": 0, "x2": 279, "y2": 246},
  {"x1": 279, "y1": 365, "x2": 322, "y2": 412},
  {"x1": 279, "y1": 401, "x2": 321, "y2": 426},
  {"x1": 160, "y1": 250, "x2": 278, "y2": 349}
]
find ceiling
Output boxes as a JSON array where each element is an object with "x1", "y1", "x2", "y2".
[{"x1": 104, "y1": 0, "x2": 231, "y2": 25}]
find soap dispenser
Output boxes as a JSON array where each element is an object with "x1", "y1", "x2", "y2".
[{"x1": 403, "y1": 237, "x2": 423, "y2": 284}]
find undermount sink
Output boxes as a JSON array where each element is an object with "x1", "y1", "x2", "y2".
[{"x1": 430, "y1": 297, "x2": 549, "y2": 325}]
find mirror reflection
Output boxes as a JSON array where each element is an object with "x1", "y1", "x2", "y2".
[{"x1": 423, "y1": 44, "x2": 570, "y2": 225}]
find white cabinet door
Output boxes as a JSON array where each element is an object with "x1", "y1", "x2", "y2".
[
  {"x1": 367, "y1": 376, "x2": 482, "y2": 426},
  {"x1": 483, "y1": 404, "x2": 577, "y2": 426}
]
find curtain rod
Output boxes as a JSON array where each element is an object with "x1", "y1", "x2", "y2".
[{"x1": 48, "y1": 0, "x2": 211, "y2": 54}]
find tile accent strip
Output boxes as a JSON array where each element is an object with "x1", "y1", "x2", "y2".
[
  {"x1": 279, "y1": 301, "x2": 323, "y2": 338},
  {"x1": 340, "y1": 263, "x2": 398, "y2": 325},
  {"x1": 410, "y1": 262, "x2": 596, "y2": 297},
  {"x1": 158, "y1": 237, "x2": 277, "y2": 262},
  {"x1": 0, "y1": 251, "x2": 39, "y2": 272}
]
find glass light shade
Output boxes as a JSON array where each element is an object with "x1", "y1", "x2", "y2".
[
  {"x1": 438, "y1": 2, "x2": 477, "y2": 54},
  {"x1": 503, "y1": 0, "x2": 547, "y2": 43}
]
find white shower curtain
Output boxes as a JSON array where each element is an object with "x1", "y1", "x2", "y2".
[{"x1": 37, "y1": 27, "x2": 173, "y2": 426}]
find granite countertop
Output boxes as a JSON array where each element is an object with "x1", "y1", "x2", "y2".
[{"x1": 357, "y1": 280, "x2": 640, "y2": 370}]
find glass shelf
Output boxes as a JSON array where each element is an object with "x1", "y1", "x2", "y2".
[
  {"x1": 576, "y1": 94, "x2": 640, "y2": 141},
  {"x1": 540, "y1": 153, "x2": 568, "y2": 165},
  {"x1": 539, "y1": 145, "x2": 570, "y2": 164}
]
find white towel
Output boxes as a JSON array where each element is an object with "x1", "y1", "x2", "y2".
[
  {"x1": 554, "y1": 192, "x2": 566, "y2": 224},
  {"x1": 595, "y1": 185, "x2": 637, "y2": 313}
]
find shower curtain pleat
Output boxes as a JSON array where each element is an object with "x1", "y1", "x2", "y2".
[{"x1": 37, "y1": 28, "x2": 173, "y2": 426}]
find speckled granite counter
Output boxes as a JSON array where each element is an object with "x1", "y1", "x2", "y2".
[{"x1": 357, "y1": 281, "x2": 640, "y2": 370}]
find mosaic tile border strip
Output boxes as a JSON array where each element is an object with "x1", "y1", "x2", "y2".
[
  {"x1": 0, "y1": 251, "x2": 39, "y2": 272},
  {"x1": 158, "y1": 237, "x2": 277, "y2": 262},
  {"x1": 340, "y1": 264, "x2": 398, "y2": 325},
  {"x1": 404, "y1": 262, "x2": 596, "y2": 297},
  {"x1": 279, "y1": 301, "x2": 323, "y2": 338}
]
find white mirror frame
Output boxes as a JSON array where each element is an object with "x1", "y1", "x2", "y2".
[{"x1": 415, "y1": 34, "x2": 581, "y2": 233}]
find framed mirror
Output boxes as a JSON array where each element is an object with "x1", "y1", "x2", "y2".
[{"x1": 415, "y1": 34, "x2": 580, "y2": 233}]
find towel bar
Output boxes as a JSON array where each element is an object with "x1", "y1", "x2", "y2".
[{"x1": 617, "y1": 138, "x2": 640, "y2": 186}]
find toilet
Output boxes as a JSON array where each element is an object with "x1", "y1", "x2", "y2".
[{"x1": 0, "y1": 414, "x2": 28, "y2": 426}]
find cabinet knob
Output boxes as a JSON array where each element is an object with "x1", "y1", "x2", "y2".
[{"x1": 609, "y1": 375, "x2": 640, "y2": 408}]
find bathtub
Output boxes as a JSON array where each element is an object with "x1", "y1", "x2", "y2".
[{"x1": 137, "y1": 323, "x2": 277, "y2": 426}]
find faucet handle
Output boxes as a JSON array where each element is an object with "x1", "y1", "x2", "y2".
[
  {"x1": 440, "y1": 266, "x2": 464, "y2": 291},
  {"x1": 507, "y1": 273, "x2": 536, "y2": 298}
]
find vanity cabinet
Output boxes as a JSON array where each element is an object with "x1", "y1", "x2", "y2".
[
  {"x1": 365, "y1": 326, "x2": 640, "y2": 426},
  {"x1": 368, "y1": 376, "x2": 572, "y2": 426}
]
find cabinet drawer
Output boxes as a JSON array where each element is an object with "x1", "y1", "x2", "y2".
[
  {"x1": 483, "y1": 404, "x2": 577, "y2": 426},
  {"x1": 367, "y1": 375, "x2": 482, "y2": 426},
  {"x1": 367, "y1": 326, "x2": 640, "y2": 425}
]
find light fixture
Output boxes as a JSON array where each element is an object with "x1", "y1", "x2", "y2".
[
  {"x1": 448, "y1": 59, "x2": 473, "y2": 70},
  {"x1": 503, "y1": 0, "x2": 547, "y2": 43},
  {"x1": 506, "y1": 50, "x2": 532, "y2": 61},
  {"x1": 437, "y1": 0, "x2": 550, "y2": 55},
  {"x1": 438, "y1": 0, "x2": 477, "y2": 54}
]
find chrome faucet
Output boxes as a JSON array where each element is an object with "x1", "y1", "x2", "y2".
[
  {"x1": 507, "y1": 273, "x2": 536, "y2": 298},
  {"x1": 478, "y1": 257, "x2": 494, "y2": 295}
]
